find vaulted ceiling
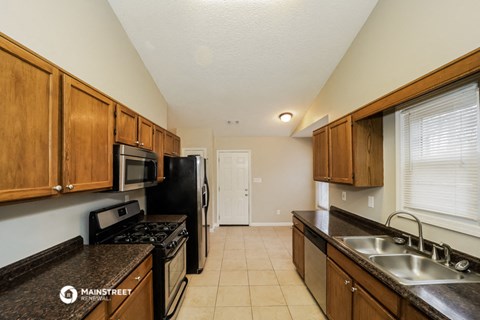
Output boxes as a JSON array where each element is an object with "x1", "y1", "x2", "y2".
[{"x1": 108, "y1": 0, "x2": 378, "y2": 136}]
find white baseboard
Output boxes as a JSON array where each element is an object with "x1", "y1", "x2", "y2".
[{"x1": 249, "y1": 222, "x2": 293, "y2": 227}]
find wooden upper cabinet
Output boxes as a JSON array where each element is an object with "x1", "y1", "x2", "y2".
[
  {"x1": 173, "y1": 135, "x2": 181, "y2": 156},
  {"x1": 115, "y1": 104, "x2": 138, "y2": 146},
  {"x1": 329, "y1": 115, "x2": 353, "y2": 184},
  {"x1": 153, "y1": 126, "x2": 165, "y2": 181},
  {"x1": 138, "y1": 117, "x2": 154, "y2": 151},
  {"x1": 115, "y1": 104, "x2": 154, "y2": 151},
  {"x1": 313, "y1": 126, "x2": 329, "y2": 182},
  {"x1": 164, "y1": 130, "x2": 181, "y2": 156},
  {"x1": 0, "y1": 35, "x2": 60, "y2": 202},
  {"x1": 62, "y1": 75, "x2": 114, "y2": 193},
  {"x1": 312, "y1": 114, "x2": 383, "y2": 187}
]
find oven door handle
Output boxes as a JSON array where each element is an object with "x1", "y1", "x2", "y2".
[
  {"x1": 165, "y1": 277, "x2": 189, "y2": 320},
  {"x1": 163, "y1": 236, "x2": 188, "y2": 262}
]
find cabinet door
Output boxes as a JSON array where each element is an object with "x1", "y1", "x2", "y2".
[
  {"x1": 84, "y1": 302, "x2": 106, "y2": 320},
  {"x1": 153, "y1": 126, "x2": 165, "y2": 181},
  {"x1": 401, "y1": 303, "x2": 429, "y2": 320},
  {"x1": 164, "y1": 131, "x2": 175, "y2": 156},
  {"x1": 0, "y1": 36, "x2": 60, "y2": 202},
  {"x1": 329, "y1": 115, "x2": 353, "y2": 184},
  {"x1": 173, "y1": 135, "x2": 181, "y2": 156},
  {"x1": 327, "y1": 259, "x2": 353, "y2": 320},
  {"x1": 292, "y1": 226, "x2": 305, "y2": 279},
  {"x1": 110, "y1": 271, "x2": 154, "y2": 320},
  {"x1": 62, "y1": 75, "x2": 114, "y2": 192},
  {"x1": 115, "y1": 104, "x2": 138, "y2": 146},
  {"x1": 353, "y1": 285, "x2": 395, "y2": 320},
  {"x1": 313, "y1": 126, "x2": 329, "y2": 181},
  {"x1": 138, "y1": 117, "x2": 154, "y2": 150}
]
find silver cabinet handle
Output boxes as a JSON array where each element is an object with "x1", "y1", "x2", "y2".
[
  {"x1": 134, "y1": 276, "x2": 141, "y2": 281},
  {"x1": 344, "y1": 280, "x2": 350, "y2": 285},
  {"x1": 136, "y1": 141, "x2": 140, "y2": 145},
  {"x1": 351, "y1": 287, "x2": 357, "y2": 292},
  {"x1": 52, "y1": 185, "x2": 63, "y2": 192},
  {"x1": 66, "y1": 184, "x2": 74, "y2": 190},
  {"x1": 140, "y1": 142, "x2": 144, "y2": 146}
]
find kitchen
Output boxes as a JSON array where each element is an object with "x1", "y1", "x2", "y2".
[{"x1": 1, "y1": 0, "x2": 480, "y2": 320}]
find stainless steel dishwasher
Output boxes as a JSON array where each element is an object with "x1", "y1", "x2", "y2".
[{"x1": 304, "y1": 227, "x2": 327, "y2": 313}]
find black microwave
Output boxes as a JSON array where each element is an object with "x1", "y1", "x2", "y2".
[{"x1": 113, "y1": 144, "x2": 158, "y2": 191}]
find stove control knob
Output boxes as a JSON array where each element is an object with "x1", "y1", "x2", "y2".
[
  {"x1": 167, "y1": 241, "x2": 178, "y2": 249},
  {"x1": 180, "y1": 229, "x2": 189, "y2": 237}
]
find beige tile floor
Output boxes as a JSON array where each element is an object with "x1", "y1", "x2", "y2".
[{"x1": 177, "y1": 226, "x2": 327, "y2": 320}]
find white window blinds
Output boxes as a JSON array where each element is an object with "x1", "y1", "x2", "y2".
[{"x1": 399, "y1": 82, "x2": 480, "y2": 222}]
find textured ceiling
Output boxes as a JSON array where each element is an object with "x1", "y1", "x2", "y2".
[{"x1": 108, "y1": 0, "x2": 377, "y2": 136}]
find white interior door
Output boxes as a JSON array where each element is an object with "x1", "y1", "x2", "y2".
[{"x1": 217, "y1": 151, "x2": 250, "y2": 225}]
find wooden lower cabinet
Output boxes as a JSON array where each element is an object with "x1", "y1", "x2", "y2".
[
  {"x1": 354, "y1": 285, "x2": 395, "y2": 320},
  {"x1": 401, "y1": 303, "x2": 430, "y2": 320},
  {"x1": 292, "y1": 217, "x2": 305, "y2": 279},
  {"x1": 327, "y1": 245, "x2": 401, "y2": 320},
  {"x1": 84, "y1": 302, "x2": 107, "y2": 320},
  {"x1": 327, "y1": 259, "x2": 352, "y2": 320},
  {"x1": 109, "y1": 271, "x2": 153, "y2": 320}
]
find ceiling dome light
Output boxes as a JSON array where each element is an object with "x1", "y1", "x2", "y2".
[{"x1": 279, "y1": 112, "x2": 293, "y2": 123}]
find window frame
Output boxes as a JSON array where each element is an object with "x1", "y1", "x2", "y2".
[{"x1": 395, "y1": 80, "x2": 480, "y2": 238}]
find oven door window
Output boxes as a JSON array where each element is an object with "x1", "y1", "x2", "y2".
[
  {"x1": 125, "y1": 158, "x2": 156, "y2": 183},
  {"x1": 166, "y1": 245, "x2": 186, "y2": 302}
]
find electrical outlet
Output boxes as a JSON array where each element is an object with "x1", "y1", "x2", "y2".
[
  {"x1": 124, "y1": 194, "x2": 130, "y2": 202},
  {"x1": 341, "y1": 191, "x2": 346, "y2": 201},
  {"x1": 368, "y1": 196, "x2": 374, "y2": 208},
  {"x1": 276, "y1": 209, "x2": 281, "y2": 215}
]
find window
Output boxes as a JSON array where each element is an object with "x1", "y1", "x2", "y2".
[
  {"x1": 397, "y1": 81, "x2": 480, "y2": 236},
  {"x1": 316, "y1": 181, "x2": 329, "y2": 210}
]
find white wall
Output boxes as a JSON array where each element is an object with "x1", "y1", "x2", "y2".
[
  {"x1": 298, "y1": 0, "x2": 480, "y2": 256},
  {"x1": 214, "y1": 137, "x2": 314, "y2": 225},
  {"x1": 0, "y1": 0, "x2": 168, "y2": 267}
]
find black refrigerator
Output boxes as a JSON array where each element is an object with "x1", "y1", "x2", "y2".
[{"x1": 146, "y1": 155, "x2": 209, "y2": 274}]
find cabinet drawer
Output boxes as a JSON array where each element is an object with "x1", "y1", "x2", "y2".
[
  {"x1": 328, "y1": 244, "x2": 401, "y2": 317},
  {"x1": 108, "y1": 255, "x2": 153, "y2": 314},
  {"x1": 292, "y1": 216, "x2": 304, "y2": 233},
  {"x1": 84, "y1": 301, "x2": 106, "y2": 320}
]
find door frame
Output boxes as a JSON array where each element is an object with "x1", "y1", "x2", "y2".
[{"x1": 216, "y1": 150, "x2": 252, "y2": 226}]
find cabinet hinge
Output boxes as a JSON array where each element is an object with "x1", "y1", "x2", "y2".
[
  {"x1": 114, "y1": 128, "x2": 117, "y2": 136},
  {"x1": 114, "y1": 110, "x2": 117, "y2": 118}
]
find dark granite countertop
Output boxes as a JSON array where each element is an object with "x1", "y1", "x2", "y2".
[
  {"x1": 293, "y1": 208, "x2": 480, "y2": 320},
  {"x1": 0, "y1": 236, "x2": 154, "y2": 320}
]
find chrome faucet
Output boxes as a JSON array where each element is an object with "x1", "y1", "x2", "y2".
[{"x1": 385, "y1": 211, "x2": 424, "y2": 252}]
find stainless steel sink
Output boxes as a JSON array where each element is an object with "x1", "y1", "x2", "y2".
[
  {"x1": 338, "y1": 235, "x2": 408, "y2": 256},
  {"x1": 336, "y1": 235, "x2": 480, "y2": 285},
  {"x1": 369, "y1": 254, "x2": 480, "y2": 285}
]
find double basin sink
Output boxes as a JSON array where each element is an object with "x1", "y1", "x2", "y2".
[{"x1": 336, "y1": 235, "x2": 480, "y2": 285}]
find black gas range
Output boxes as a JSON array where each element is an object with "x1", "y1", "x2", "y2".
[{"x1": 89, "y1": 200, "x2": 188, "y2": 320}]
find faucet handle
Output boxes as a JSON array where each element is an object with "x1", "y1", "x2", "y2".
[
  {"x1": 440, "y1": 242, "x2": 452, "y2": 266},
  {"x1": 431, "y1": 244, "x2": 444, "y2": 261},
  {"x1": 401, "y1": 233, "x2": 412, "y2": 247}
]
